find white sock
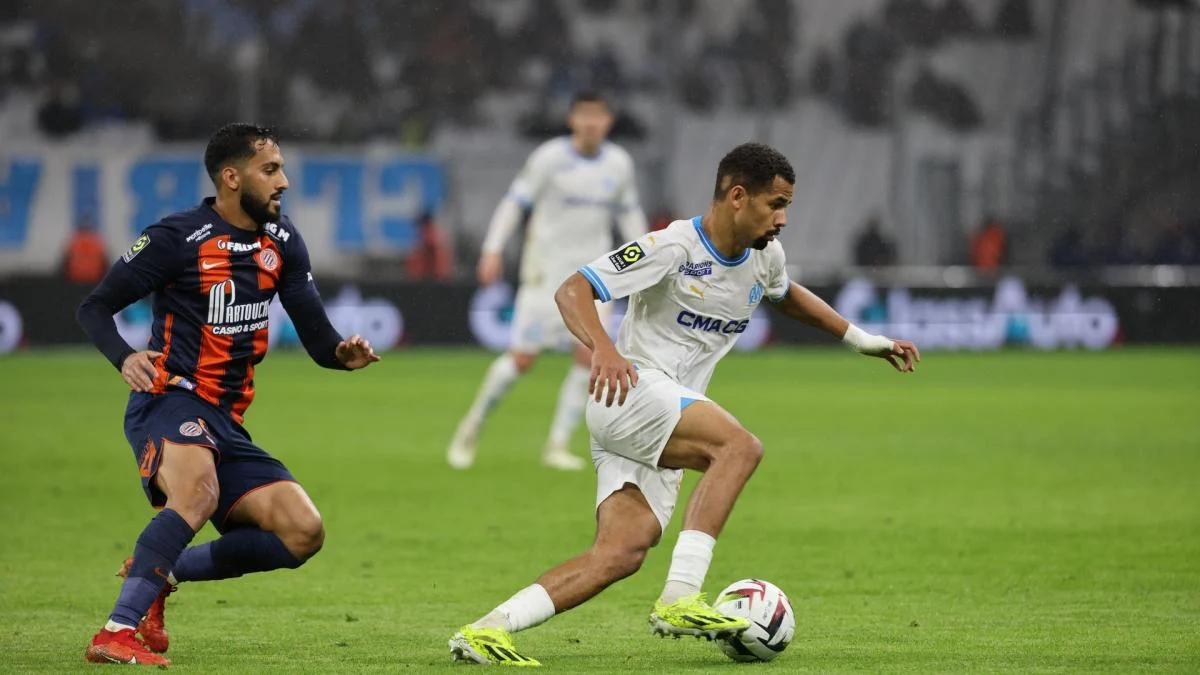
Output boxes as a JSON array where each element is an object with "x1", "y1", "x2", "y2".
[
  {"x1": 547, "y1": 365, "x2": 591, "y2": 447},
  {"x1": 471, "y1": 584, "x2": 556, "y2": 633},
  {"x1": 104, "y1": 620, "x2": 137, "y2": 632},
  {"x1": 462, "y1": 354, "x2": 521, "y2": 430},
  {"x1": 659, "y1": 530, "x2": 716, "y2": 604}
]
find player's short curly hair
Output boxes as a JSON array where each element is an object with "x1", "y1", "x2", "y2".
[
  {"x1": 713, "y1": 143, "x2": 795, "y2": 199},
  {"x1": 204, "y1": 123, "x2": 279, "y2": 184}
]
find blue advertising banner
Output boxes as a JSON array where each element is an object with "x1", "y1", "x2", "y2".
[{"x1": 0, "y1": 142, "x2": 445, "y2": 275}]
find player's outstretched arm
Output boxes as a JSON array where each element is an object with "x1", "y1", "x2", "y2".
[
  {"x1": 277, "y1": 229, "x2": 379, "y2": 370},
  {"x1": 281, "y1": 286, "x2": 380, "y2": 370},
  {"x1": 770, "y1": 281, "x2": 920, "y2": 372},
  {"x1": 555, "y1": 273, "x2": 638, "y2": 406}
]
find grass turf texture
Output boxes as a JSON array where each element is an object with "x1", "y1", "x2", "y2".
[{"x1": 0, "y1": 348, "x2": 1197, "y2": 673}]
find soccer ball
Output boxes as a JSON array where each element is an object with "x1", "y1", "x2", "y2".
[{"x1": 713, "y1": 579, "x2": 795, "y2": 662}]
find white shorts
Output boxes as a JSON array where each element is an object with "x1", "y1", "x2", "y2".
[
  {"x1": 510, "y1": 283, "x2": 610, "y2": 354},
  {"x1": 587, "y1": 368, "x2": 709, "y2": 533}
]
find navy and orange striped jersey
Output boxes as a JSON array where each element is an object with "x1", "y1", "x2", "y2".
[{"x1": 78, "y1": 198, "x2": 347, "y2": 423}]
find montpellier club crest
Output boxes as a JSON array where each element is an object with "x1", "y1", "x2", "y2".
[{"x1": 257, "y1": 249, "x2": 279, "y2": 272}]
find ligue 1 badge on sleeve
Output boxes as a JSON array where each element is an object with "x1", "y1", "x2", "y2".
[
  {"x1": 608, "y1": 242, "x2": 645, "y2": 271},
  {"x1": 123, "y1": 233, "x2": 151, "y2": 263}
]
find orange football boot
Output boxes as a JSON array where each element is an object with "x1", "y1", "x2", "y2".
[{"x1": 85, "y1": 628, "x2": 170, "y2": 666}]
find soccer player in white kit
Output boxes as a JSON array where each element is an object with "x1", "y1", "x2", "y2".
[
  {"x1": 448, "y1": 91, "x2": 648, "y2": 471},
  {"x1": 449, "y1": 143, "x2": 921, "y2": 666}
]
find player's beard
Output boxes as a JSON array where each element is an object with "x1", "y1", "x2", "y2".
[
  {"x1": 240, "y1": 190, "x2": 279, "y2": 226},
  {"x1": 752, "y1": 226, "x2": 782, "y2": 250}
]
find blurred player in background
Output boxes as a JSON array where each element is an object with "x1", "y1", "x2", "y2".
[
  {"x1": 76, "y1": 124, "x2": 379, "y2": 666},
  {"x1": 449, "y1": 143, "x2": 920, "y2": 666},
  {"x1": 447, "y1": 90, "x2": 647, "y2": 471}
]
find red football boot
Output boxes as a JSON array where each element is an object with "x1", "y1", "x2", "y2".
[
  {"x1": 116, "y1": 556, "x2": 175, "y2": 653},
  {"x1": 85, "y1": 628, "x2": 171, "y2": 666}
]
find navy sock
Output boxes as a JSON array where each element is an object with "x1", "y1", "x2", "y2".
[
  {"x1": 172, "y1": 528, "x2": 302, "y2": 583},
  {"x1": 109, "y1": 509, "x2": 195, "y2": 628}
]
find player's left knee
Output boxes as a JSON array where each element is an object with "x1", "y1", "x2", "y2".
[
  {"x1": 595, "y1": 546, "x2": 646, "y2": 581},
  {"x1": 740, "y1": 433, "x2": 765, "y2": 467},
  {"x1": 281, "y1": 513, "x2": 325, "y2": 563},
  {"x1": 715, "y1": 430, "x2": 763, "y2": 469}
]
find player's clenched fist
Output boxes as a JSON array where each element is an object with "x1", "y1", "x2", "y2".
[
  {"x1": 590, "y1": 344, "x2": 638, "y2": 407},
  {"x1": 120, "y1": 350, "x2": 162, "y2": 392}
]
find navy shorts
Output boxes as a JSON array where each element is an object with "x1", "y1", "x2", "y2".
[{"x1": 124, "y1": 391, "x2": 295, "y2": 533}]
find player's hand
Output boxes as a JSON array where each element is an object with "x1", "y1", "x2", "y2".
[
  {"x1": 336, "y1": 335, "x2": 381, "y2": 369},
  {"x1": 121, "y1": 350, "x2": 162, "y2": 392},
  {"x1": 590, "y1": 344, "x2": 638, "y2": 407},
  {"x1": 477, "y1": 252, "x2": 503, "y2": 286},
  {"x1": 878, "y1": 338, "x2": 921, "y2": 373}
]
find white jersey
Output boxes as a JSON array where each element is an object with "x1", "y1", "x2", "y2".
[
  {"x1": 510, "y1": 137, "x2": 641, "y2": 287},
  {"x1": 580, "y1": 217, "x2": 790, "y2": 394}
]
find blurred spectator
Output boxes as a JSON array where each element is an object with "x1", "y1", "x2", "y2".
[
  {"x1": 649, "y1": 210, "x2": 675, "y2": 232},
  {"x1": 292, "y1": 2, "x2": 375, "y2": 102},
  {"x1": 852, "y1": 216, "x2": 898, "y2": 267},
  {"x1": 884, "y1": 0, "x2": 941, "y2": 49},
  {"x1": 909, "y1": 64, "x2": 982, "y2": 131},
  {"x1": 74, "y1": 42, "x2": 124, "y2": 123},
  {"x1": 0, "y1": 35, "x2": 39, "y2": 90},
  {"x1": 1048, "y1": 225, "x2": 1090, "y2": 269},
  {"x1": 589, "y1": 42, "x2": 625, "y2": 93},
  {"x1": 747, "y1": 0, "x2": 795, "y2": 107},
  {"x1": 970, "y1": 217, "x2": 1007, "y2": 271},
  {"x1": 810, "y1": 48, "x2": 833, "y2": 96},
  {"x1": 937, "y1": 0, "x2": 981, "y2": 38},
  {"x1": 842, "y1": 18, "x2": 900, "y2": 127},
  {"x1": 1150, "y1": 220, "x2": 1198, "y2": 265},
  {"x1": 406, "y1": 212, "x2": 454, "y2": 282},
  {"x1": 582, "y1": 0, "x2": 619, "y2": 14},
  {"x1": 37, "y1": 81, "x2": 84, "y2": 137},
  {"x1": 680, "y1": 67, "x2": 716, "y2": 112},
  {"x1": 994, "y1": 0, "x2": 1035, "y2": 40},
  {"x1": 61, "y1": 215, "x2": 108, "y2": 284},
  {"x1": 525, "y1": 0, "x2": 569, "y2": 64},
  {"x1": 1099, "y1": 224, "x2": 1136, "y2": 265}
]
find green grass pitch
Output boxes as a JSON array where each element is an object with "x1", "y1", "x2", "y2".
[{"x1": 1, "y1": 347, "x2": 1198, "y2": 673}]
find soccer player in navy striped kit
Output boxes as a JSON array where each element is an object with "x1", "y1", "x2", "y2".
[{"x1": 77, "y1": 124, "x2": 380, "y2": 665}]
